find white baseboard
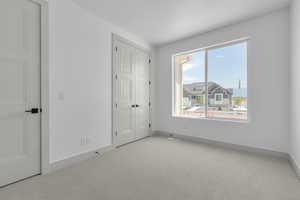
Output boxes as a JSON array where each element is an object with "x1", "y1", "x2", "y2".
[
  {"x1": 47, "y1": 132, "x2": 300, "y2": 179},
  {"x1": 154, "y1": 131, "x2": 289, "y2": 158},
  {"x1": 288, "y1": 155, "x2": 300, "y2": 178},
  {"x1": 50, "y1": 145, "x2": 114, "y2": 172}
]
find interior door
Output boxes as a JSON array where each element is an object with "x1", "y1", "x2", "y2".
[
  {"x1": 0, "y1": 0, "x2": 41, "y2": 187},
  {"x1": 134, "y1": 49, "x2": 150, "y2": 139},
  {"x1": 113, "y1": 38, "x2": 150, "y2": 146},
  {"x1": 114, "y1": 40, "x2": 136, "y2": 146}
]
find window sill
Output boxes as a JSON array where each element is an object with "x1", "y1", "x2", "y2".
[{"x1": 172, "y1": 115, "x2": 250, "y2": 124}]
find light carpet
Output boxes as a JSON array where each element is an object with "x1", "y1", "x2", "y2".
[{"x1": 0, "y1": 136, "x2": 300, "y2": 200}]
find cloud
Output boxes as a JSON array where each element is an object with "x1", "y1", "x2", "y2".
[
  {"x1": 183, "y1": 75, "x2": 200, "y2": 84},
  {"x1": 182, "y1": 63, "x2": 196, "y2": 72}
]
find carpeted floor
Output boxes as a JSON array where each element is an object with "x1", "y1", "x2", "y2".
[{"x1": 0, "y1": 136, "x2": 300, "y2": 200}]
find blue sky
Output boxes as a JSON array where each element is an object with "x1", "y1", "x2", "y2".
[{"x1": 182, "y1": 42, "x2": 247, "y2": 90}]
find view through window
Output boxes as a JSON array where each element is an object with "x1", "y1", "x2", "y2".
[{"x1": 173, "y1": 41, "x2": 247, "y2": 120}]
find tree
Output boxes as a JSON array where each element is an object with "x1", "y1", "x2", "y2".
[
  {"x1": 198, "y1": 96, "x2": 205, "y2": 105},
  {"x1": 233, "y1": 97, "x2": 242, "y2": 106}
]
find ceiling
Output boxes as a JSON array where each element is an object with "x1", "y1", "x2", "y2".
[{"x1": 72, "y1": 0, "x2": 290, "y2": 46}]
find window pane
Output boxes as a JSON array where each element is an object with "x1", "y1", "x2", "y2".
[
  {"x1": 174, "y1": 51, "x2": 205, "y2": 117},
  {"x1": 207, "y1": 42, "x2": 247, "y2": 120}
]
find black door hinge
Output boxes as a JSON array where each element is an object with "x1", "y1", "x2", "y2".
[
  {"x1": 149, "y1": 123, "x2": 151, "y2": 128},
  {"x1": 115, "y1": 47, "x2": 118, "y2": 52},
  {"x1": 149, "y1": 81, "x2": 151, "y2": 85},
  {"x1": 149, "y1": 59, "x2": 151, "y2": 64},
  {"x1": 115, "y1": 74, "x2": 118, "y2": 80},
  {"x1": 149, "y1": 102, "x2": 151, "y2": 107}
]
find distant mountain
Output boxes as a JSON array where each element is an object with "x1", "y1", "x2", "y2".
[{"x1": 232, "y1": 88, "x2": 247, "y2": 97}]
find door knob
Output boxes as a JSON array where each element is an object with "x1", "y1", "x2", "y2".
[{"x1": 25, "y1": 108, "x2": 40, "y2": 114}]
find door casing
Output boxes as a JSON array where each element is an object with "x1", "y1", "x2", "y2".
[{"x1": 112, "y1": 34, "x2": 151, "y2": 147}]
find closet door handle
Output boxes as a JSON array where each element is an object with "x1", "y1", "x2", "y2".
[
  {"x1": 25, "y1": 108, "x2": 40, "y2": 114},
  {"x1": 131, "y1": 105, "x2": 136, "y2": 108},
  {"x1": 135, "y1": 104, "x2": 140, "y2": 108}
]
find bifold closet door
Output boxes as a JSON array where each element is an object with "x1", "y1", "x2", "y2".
[
  {"x1": 134, "y1": 49, "x2": 150, "y2": 140},
  {"x1": 113, "y1": 38, "x2": 150, "y2": 146},
  {"x1": 114, "y1": 40, "x2": 136, "y2": 146}
]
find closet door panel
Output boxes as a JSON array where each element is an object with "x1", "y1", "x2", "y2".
[
  {"x1": 114, "y1": 40, "x2": 136, "y2": 146},
  {"x1": 134, "y1": 49, "x2": 150, "y2": 139}
]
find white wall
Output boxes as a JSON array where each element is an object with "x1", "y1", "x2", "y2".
[
  {"x1": 47, "y1": 0, "x2": 151, "y2": 163},
  {"x1": 154, "y1": 9, "x2": 290, "y2": 153},
  {"x1": 290, "y1": 0, "x2": 300, "y2": 166}
]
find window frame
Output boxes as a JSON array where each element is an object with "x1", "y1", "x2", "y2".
[
  {"x1": 172, "y1": 38, "x2": 250, "y2": 123},
  {"x1": 215, "y1": 93, "x2": 223, "y2": 103}
]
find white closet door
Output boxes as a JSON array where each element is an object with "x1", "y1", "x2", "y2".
[
  {"x1": 0, "y1": 0, "x2": 41, "y2": 187},
  {"x1": 113, "y1": 38, "x2": 150, "y2": 146},
  {"x1": 114, "y1": 40, "x2": 136, "y2": 146},
  {"x1": 134, "y1": 49, "x2": 150, "y2": 139}
]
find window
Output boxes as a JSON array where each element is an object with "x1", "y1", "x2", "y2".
[
  {"x1": 173, "y1": 40, "x2": 248, "y2": 121},
  {"x1": 215, "y1": 94, "x2": 223, "y2": 102}
]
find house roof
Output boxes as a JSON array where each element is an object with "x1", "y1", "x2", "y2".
[{"x1": 183, "y1": 82, "x2": 233, "y2": 96}]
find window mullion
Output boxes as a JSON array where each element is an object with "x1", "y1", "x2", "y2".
[{"x1": 205, "y1": 50, "x2": 208, "y2": 118}]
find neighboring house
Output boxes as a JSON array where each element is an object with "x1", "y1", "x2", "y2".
[{"x1": 183, "y1": 82, "x2": 233, "y2": 109}]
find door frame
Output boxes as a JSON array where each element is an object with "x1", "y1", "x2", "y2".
[
  {"x1": 111, "y1": 34, "x2": 151, "y2": 147},
  {"x1": 29, "y1": 0, "x2": 50, "y2": 175}
]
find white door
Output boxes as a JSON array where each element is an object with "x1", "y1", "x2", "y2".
[
  {"x1": 114, "y1": 40, "x2": 136, "y2": 146},
  {"x1": 0, "y1": 0, "x2": 41, "y2": 187},
  {"x1": 113, "y1": 38, "x2": 150, "y2": 146},
  {"x1": 134, "y1": 49, "x2": 150, "y2": 139}
]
